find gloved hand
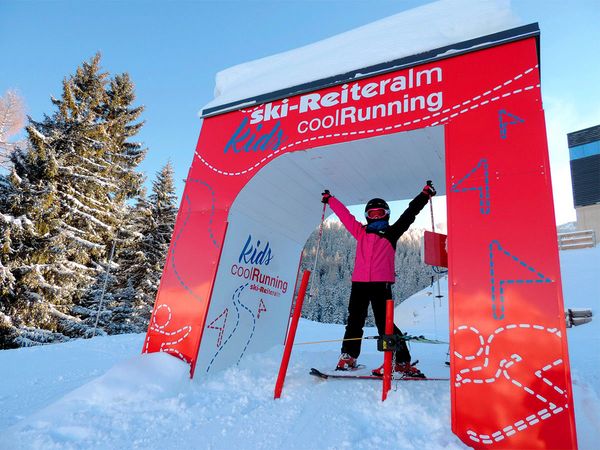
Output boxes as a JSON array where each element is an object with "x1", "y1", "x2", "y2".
[
  {"x1": 423, "y1": 180, "x2": 436, "y2": 197},
  {"x1": 321, "y1": 190, "x2": 332, "y2": 204}
]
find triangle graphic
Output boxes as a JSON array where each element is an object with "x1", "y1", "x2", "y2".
[
  {"x1": 489, "y1": 240, "x2": 553, "y2": 320},
  {"x1": 498, "y1": 109, "x2": 525, "y2": 139}
]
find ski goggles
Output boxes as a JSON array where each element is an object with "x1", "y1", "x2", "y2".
[{"x1": 365, "y1": 208, "x2": 390, "y2": 220}]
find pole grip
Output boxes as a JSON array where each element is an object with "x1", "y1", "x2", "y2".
[
  {"x1": 274, "y1": 270, "x2": 311, "y2": 399},
  {"x1": 382, "y1": 298, "x2": 394, "y2": 401}
]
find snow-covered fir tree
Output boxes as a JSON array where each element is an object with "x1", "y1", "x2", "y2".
[
  {"x1": 108, "y1": 189, "x2": 154, "y2": 334},
  {"x1": 0, "y1": 54, "x2": 147, "y2": 347},
  {"x1": 145, "y1": 161, "x2": 178, "y2": 293},
  {"x1": 103, "y1": 162, "x2": 177, "y2": 334},
  {"x1": 74, "y1": 64, "x2": 147, "y2": 334}
]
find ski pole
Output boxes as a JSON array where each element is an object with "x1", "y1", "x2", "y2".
[
  {"x1": 308, "y1": 191, "x2": 329, "y2": 302},
  {"x1": 427, "y1": 180, "x2": 435, "y2": 233},
  {"x1": 427, "y1": 180, "x2": 442, "y2": 338},
  {"x1": 428, "y1": 195, "x2": 441, "y2": 299}
]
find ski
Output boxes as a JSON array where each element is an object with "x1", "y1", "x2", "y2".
[
  {"x1": 310, "y1": 368, "x2": 449, "y2": 381},
  {"x1": 295, "y1": 334, "x2": 447, "y2": 347},
  {"x1": 365, "y1": 334, "x2": 448, "y2": 345}
]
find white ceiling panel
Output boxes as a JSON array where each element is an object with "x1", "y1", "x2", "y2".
[{"x1": 231, "y1": 126, "x2": 445, "y2": 244}]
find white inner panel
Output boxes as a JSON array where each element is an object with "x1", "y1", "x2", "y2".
[{"x1": 230, "y1": 126, "x2": 445, "y2": 245}]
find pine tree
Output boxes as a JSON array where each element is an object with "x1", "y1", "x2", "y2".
[
  {"x1": 108, "y1": 162, "x2": 177, "y2": 334},
  {"x1": 75, "y1": 63, "x2": 147, "y2": 334},
  {"x1": 0, "y1": 54, "x2": 147, "y2": 347},
  {"x1": 0, "y1": 129, "x2": 84, "y2": 346},
  {"x1": 109, "y1": 189, "x2": 154, "y2": 334},
  {"x1": 102, "y1": 73, "x2": 146, "y2": 201},
  {"x1": 0, "y1": 56, "x2": 112, "y2": 345},
  {"x1": 146, "y1": 161, "x2": 177, "y2": 293}
]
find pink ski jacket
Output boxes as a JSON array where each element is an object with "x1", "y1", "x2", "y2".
[{"x1": 328, "y1": 193, "x2": 429, "y2": 283}]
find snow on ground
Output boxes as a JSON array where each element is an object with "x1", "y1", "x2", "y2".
[
  {"x1": 0, "y1": 323, "x2": 459, "y2": 450},
  {"x1": 0, "y1": 245, "x2": 598, "y2": 449},
  {"x1": 0, "y1": 333, "x2": 145, "y2": 432},
  {"x1": 205, "y1": 0, "x2": 520, "y2": 111}
]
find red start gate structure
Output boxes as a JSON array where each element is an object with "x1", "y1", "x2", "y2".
[{"x1": 143, "y1": 22, "x2": 578, "y2": 449}]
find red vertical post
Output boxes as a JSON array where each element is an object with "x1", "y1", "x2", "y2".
[
  {"x1": 274, "y1": 270, "x2": 311, "y2": 399},
  {"x1": 382, "y1": 298, "x2": 394, "y2": 401}
]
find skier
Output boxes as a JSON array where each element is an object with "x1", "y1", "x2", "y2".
[{"x1": 320, "y1": 182, "x2": 436, "y2": 377}]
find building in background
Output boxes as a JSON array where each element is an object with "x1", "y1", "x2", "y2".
[{"x1": 566, "y1": 124, "x2": 600, "y2": 245}]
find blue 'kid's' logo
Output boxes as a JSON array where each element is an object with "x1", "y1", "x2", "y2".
[
  {"x1": 224, "y1": 117, "x2": 285, "y2": 154},
  {"x1": 238, "y1": 235, "x2": 273, "y2": 266}
]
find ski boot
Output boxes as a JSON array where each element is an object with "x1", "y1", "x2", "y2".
[
  {"x1": 372, "y1": 360, "x2": 426, "y2": 378},
  {"x1": 336, "y1": 353, "x2": 358, "y2": 371}
]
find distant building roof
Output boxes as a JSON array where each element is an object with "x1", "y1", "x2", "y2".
[
  {"x1": 568, "y1": 125, "x2": 600, "y2": 207},
  {"x1": 567, "y1": 125, "x2": 600, "y2": 148}
]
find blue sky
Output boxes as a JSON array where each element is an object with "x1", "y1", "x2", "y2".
[{"x1": 1, "y1": 0, "x2": 599, "y2": 225}]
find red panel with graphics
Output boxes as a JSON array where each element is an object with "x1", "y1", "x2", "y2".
[
  {"x1": 444, "y1": 41, "x2": 577, "y2": 449},
  {"x1": 144, "y1": 37, "x2": 577, "y2": 448}
]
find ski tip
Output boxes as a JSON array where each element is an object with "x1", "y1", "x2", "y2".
[{"x1": 309, "y1": 368, "x2": 328, "y2": 379}]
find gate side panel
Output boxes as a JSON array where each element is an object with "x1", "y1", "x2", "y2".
[
  {"x1": 446, "y1": 43, "x2": 577, "y2": 448},
  {"x1": 194, "y1": 211, "x2": 302, "y2": 375},
  {"x1": 142, "y1": 158, "x2": 246, "y2": 371}
]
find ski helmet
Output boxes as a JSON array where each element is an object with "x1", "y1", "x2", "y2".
[{"x1": 364, "y1": 198, "x2": 390, "y2": 222}]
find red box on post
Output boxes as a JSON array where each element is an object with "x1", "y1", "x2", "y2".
[{"x1": 423, "y1": 230, "x2": 448, "y2": 268}]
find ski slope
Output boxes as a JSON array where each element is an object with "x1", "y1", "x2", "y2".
[{"x1": 0, "y1": 245, "x2": 598, "y2": 449}]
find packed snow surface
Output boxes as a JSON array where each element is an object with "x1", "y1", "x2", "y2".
[
  {"x1": 205, "y1": 0, "x2": 521, "y2": 111},
  {"x1": 0, "y1": 245, "x2": 598, "y2": 449}
]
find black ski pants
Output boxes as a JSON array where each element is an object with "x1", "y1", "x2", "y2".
[{"x1": 341, "y1": 281, "x2": 411, "y2": 363}]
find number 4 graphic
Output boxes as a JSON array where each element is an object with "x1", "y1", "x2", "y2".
[{"x1": 450, "y1": 158, "x2": 490, "y2": 215}]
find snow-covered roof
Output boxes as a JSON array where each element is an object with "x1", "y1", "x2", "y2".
[{"x1": 203, "y1": 0, "x2": 522, "y2": 115}]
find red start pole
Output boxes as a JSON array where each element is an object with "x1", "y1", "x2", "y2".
[
  {"x1": 274, "y1": 270, "x2": 311, "y2": 399},
  {"x1": 382, "y1": 298, "x2": 394, "y2": 401}
]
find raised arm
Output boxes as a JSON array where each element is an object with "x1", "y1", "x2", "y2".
[
  {"x1": 387, "y1": 181, "x2": 437, "y2": 241},
  {"x1": 322, "y1": 192, "x2": 363, "y2": 240}
]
